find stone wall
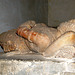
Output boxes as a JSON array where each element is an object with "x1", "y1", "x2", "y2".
[
  {"x1": 48, "y1": 0, "x2": 75, "y2": 27},
  {"x1": 20, "y1": 0, "x2": 48, "y2": 25},
  {"x1": 0, "y1": 0, "x2": 48, "y2": 33},
  {"x1": 0, "y1": 0, "x2": 75, "y2": 32}
]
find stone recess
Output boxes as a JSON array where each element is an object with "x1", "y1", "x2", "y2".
[{"x1": 0, "y1": 59, "x2": 75, "y2": 75}]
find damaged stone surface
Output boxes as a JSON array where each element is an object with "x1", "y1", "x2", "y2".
[
  {"x1": 0, "y1": 29, "x2": 30, "y2": 53},
  {"x1": 0, "y1": 59, "x2": 75, "y2": 75},
  {"x1": 52, "y1": 45, "x2": 75, "y2": 59}
]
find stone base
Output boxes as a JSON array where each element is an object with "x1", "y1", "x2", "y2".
[{"x1": 0, "y1": 53, "x2": 75, "y2": 75}]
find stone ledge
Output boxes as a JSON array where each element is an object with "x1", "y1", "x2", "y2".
[
  {"x1": 60, "y1": 72, "x2": 75, "y2": 75},
  {"x1": 0, "y1": 59, "x2": 75, "y2": 75},
  {"x1": 0, "y1": 59, "x2": 65, "y2": 75},
  {"x1": 0, "y1": 53, "x2": 75, "y2": 75}
]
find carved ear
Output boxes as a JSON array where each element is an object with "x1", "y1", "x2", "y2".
[{"x1": 17, "y1": 27, "x2": 50, "y2": 53}]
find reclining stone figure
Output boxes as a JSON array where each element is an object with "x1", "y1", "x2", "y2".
[{"x1": 0, "y1": 20, "x2": 75, "y2": 58}]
